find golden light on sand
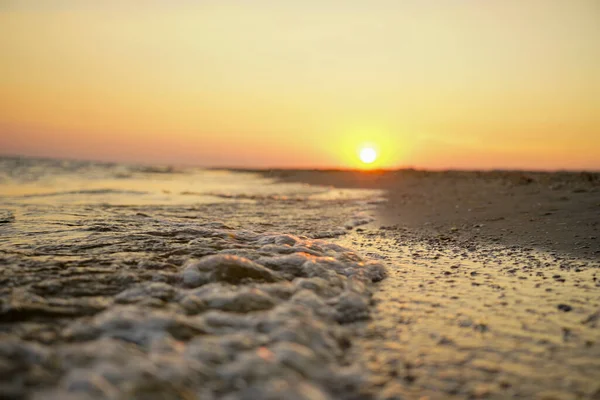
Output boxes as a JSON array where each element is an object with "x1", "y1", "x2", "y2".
[{"x1": 359, "y1": 147, "x2": 378, "y2": 164}]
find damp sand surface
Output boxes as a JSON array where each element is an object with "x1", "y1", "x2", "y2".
[
  {"x1": 263, "y1": 169, "x2": 600, "y2": 259},
  {"x1": 266, "y1": 169, "x2": 600, "y2": 399}
]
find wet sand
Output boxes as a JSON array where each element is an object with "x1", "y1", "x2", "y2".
[
  {"x1": 265, "y1": 169, "x2": 600, "y2": 399},
  {"x1": 262, "y1": 169, "x2": 600, "y2": 259}
]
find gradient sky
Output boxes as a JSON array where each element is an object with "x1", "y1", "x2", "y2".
[{"x1": 1, "y1": 0, "x2": 599, "y2": 169}]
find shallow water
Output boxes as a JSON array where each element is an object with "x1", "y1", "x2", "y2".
[
  {"x1": 0, "y1": 156, "x2": 386, "y2": 399},
  {"x1": 0, "y1": 156, "x2": 379, "y2": 206}
]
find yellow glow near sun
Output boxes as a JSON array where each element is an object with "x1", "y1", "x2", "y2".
[{"x1": 359, "y1": 147, "x2": 378, "y2": 164}]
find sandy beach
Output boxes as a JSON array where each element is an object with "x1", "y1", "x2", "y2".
[
  {"x1": 1, "y1": 160, "x2": 599, "y2": 399},
  {"x1": 263, "y1": 170, "x2": 600, "y2": 258},
  {"x1": 265, "y1": 169, "x2": 600, "y2": 399}
]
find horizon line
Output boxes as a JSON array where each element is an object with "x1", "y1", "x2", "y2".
[{"x1": 2, "y1": 153, "x2": 599, "y2": 174}]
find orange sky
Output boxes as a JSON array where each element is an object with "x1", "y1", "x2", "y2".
[{"x1": 1, "y1": 1, "x2": 599, "y2": 170}]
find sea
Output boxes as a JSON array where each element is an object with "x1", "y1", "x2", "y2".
[{"x1": 0, "y1": 155, "x2": 387, "y2": 399}]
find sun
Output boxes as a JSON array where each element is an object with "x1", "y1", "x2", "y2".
[{"x1": 359, "y1": 147, "x2": 378, "y2": 164}]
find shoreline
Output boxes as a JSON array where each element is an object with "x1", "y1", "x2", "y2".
[{"x1": 315, "y1": 170, "x2": 600, "y2": 398}]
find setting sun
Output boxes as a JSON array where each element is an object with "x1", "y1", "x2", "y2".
[{"x1": 359, "y1": 147, "x2": 378, "y2": 164}]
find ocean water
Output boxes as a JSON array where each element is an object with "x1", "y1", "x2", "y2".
[
  {"x1": 0, "y1": 156, "x2": 386, "y2": 399},
  {"x1": 0, "y1": 156, "x2": 378, "y2": 205}
]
